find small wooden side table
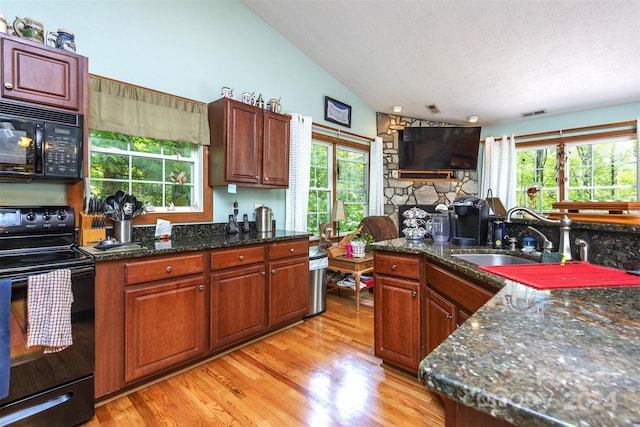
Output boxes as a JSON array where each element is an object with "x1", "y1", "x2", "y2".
[{"x1": 327, "y1": 252, "x2": 374, "y2": 311}]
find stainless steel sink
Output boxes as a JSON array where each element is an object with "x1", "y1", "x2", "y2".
[{"x1": 452, "y1": 253, "x2": 538, "y2": 266}]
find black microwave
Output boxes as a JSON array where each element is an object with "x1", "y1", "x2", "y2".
[{"x1": 0, "y1": 101, "x2": 83, "y2": 181}]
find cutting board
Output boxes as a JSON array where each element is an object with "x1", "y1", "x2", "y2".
[{"x1": 479, "y1": 261, "x2": 640, "y2": 290}]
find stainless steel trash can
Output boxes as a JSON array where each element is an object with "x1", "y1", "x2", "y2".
[{"x1": 306, "y1": 246, "x2": 328, "y2": 318}]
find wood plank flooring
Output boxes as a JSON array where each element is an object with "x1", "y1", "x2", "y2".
[{"x1": 84, "y1": 291, "x2": 445, "y2": 426}]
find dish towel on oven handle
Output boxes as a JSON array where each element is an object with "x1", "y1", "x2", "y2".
[
  {"x1": 0, "y1": 279, "x2": 11, "y2": 399},
  {"x1": 26, "y1": 269, "x2": 74, "y2": 353}
]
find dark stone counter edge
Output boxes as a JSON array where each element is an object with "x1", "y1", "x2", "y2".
[{"x1": 83, "y1": 230, "x2": 311, "y2": 261}]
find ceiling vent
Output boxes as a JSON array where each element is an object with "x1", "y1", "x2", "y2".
[
  {"x1": 521, "y1": 109, "x2": 547, "y2": 118},
  {"x1": 426, "y1": 104, "x2": 440, "y2": 114}
]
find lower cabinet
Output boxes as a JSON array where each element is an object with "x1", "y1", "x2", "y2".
[
  {"x1": 374, "y1": 251, "x2": 423, "y2": 371},
  {"x1": 267, "y1": 240, "x2": 309, "y2": 327},
  {"x1": 210, "y1": 261, "x2": 266, "y2": 351},
  {"x1": 123, "y1": 252, "x2": 207, "y2": 383},
  {"x1": 124, "y1": 276, "x2": 206, "y2": 382},
  {"x1": 424, "y1": 262, "x2": 495, "y2": 354},
  {"x1": 373, "y1": 250, "x2": 497, "y2": 373},
  {"x1": 94, "y1": 239, "x2": 309, "y2": 400}
]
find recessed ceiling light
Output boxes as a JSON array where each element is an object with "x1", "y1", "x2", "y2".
[
  {"x1": 392, "y1": 105, "x2": 403, "y2": 113},
  {"x1": 426, "y1": 104, "x2": 440, "y2": 114},
  {"x1": 467, "y1": 115, "x2": 479, "y2": 123}
]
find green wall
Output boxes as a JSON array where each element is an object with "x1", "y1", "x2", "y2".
[{"x1": 1, "y1": 0, "x2": 376, "y2": 224}]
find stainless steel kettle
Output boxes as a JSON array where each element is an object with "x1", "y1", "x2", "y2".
[{"x1": 255, "y1": 206, "x2": 273, "y2": 233}]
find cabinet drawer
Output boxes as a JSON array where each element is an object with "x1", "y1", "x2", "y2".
[
  {"x1": 375, "y1": 252, "x2": 422, "y2": 280},
  {"x1": 268, "y1": 239, "x2": 308, "y2": 260},
  {"x1": 211, "y1": 245, "x2": 264, "y2": 270},
  {"x1": 426, "y1": 263, "x2": 494, "y2": 313},
  {"x1": 125, "y1": 253, "x2": 205, "y2": 285}
]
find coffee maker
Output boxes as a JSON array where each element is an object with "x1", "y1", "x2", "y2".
[{"x1": 451, "y1": 197, "x2": 489, "y2": 246}]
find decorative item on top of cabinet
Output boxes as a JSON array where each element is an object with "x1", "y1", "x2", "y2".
[
  {"x1": 0, "y1": 32, "x2": 86, "y2": 113},
  {"x1": 374, "y1": 250, "x2": 423, "y2": 372},
  {"x1": 208, "y1": 97, "x2": 289, "y2": 188}
]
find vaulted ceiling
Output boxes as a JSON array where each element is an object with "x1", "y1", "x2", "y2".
[{"x1": 242, "y1": 0, "x2": 640, "y2": 126}]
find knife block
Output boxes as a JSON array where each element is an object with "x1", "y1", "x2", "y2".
[{"x1": 79, "y1": 213, "x2": 106, "y2": 246}]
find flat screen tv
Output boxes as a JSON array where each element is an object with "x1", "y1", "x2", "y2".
[{"x1": 399, "y1": 126, "x2": 481, "y2": 171}]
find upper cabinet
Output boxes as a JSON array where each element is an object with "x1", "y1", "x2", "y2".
[
  {"x1": 0, "y1": 33, "x2": 87, "y2": 113},
  {"x1": 208, "y1": 97, "x2": 290, "y2": 188}
]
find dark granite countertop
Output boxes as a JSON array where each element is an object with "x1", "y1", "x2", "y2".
[
  {"x1": 372, "y1": 238, "x2": 640, "y2": 427},
  {"x1": 81, "y1": 230, "x2": 310, "y2": 262}
]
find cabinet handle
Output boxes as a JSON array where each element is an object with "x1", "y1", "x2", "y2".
[
  {"x1": 255, "y1": 175, "x2": 259, "y2": 180},
  {"x1": 391, "y1": 264, "x2": 397, "y2": 271},
  {"x1": 265, "y1": 177, "x2": 269, "y2": 181},
  {"x1": 238, "y1": 255, "x2": 244, "y2": 261},
  {"x1": 199, "y1": 285, "x2": 204, "y2": 291},
  {"x1": 262, "y1": 271, "x2": 266, "y2": 276},
  {"x1": 445, "y1": 314, "x2": 452, "y2": 320},
  {"x1": 456, "y1": 323, "x2": 460, "y2": 328},
  {"x1": 289, "y1": 248, "x2": 295, "y2": 253},
  {"x1": 4, "y1": 82, "x2": 12, "y2": 90},
  {"x1": 166, "y1": 266, "x2": 172, "y2": 273},
  {"x1": 271, "y1": 269, "x2": 276, "y2": 274},
  {"x1": 412, "y1": 290, "x2": 417, "y2": 297}
]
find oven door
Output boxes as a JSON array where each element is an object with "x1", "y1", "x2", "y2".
[
  {"x1": 0, "y1": 265, "x2": 95, "y2": 426},
  {"x1": 0, "y1": 118, "x2": 43, "y2": 177}
]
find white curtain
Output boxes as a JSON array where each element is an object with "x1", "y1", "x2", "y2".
[
  {"x1": 480, "y1": 135, "x2": 517, "y2": 209},
  {"x1": 368, "y1": 136, "x2": 384, "y2": 215},
  {"x1": 285, "y1": 113, "x2": 312, "y2": 232}
]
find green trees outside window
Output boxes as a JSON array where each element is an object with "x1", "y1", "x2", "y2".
[{"x1": 89, "y1": 130, "x2": 202, "y2": 211}]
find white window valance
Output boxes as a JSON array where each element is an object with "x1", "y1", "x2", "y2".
[{"x1": 88, "y1": 75, "x2": 209, "y2": 145}]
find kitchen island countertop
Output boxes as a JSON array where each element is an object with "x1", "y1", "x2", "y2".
[{"x1": 372, "y1": 238, "x2": 640, "y2": 427}]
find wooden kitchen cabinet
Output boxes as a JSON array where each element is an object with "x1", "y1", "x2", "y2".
[
  {"x1": 374, "y1": 251, "x2": 423, "y2": 371},
  {"x1": 208, "y1": 97, "x2": 289, "y2": 188},
  {"x1": 210, "y1": 246, "x2": 267, "y2": 351},
  {"x1": 424, "y1": 262, "x2": 494, "y2": 354},
  {"x1": 123, "y1": 253, "x2": 207, "y2": 383},
  {"x1": 0, "y1": 33, "x2": 86, "y2": 112},
  {"x1": 267, "y1": 239, "x2": 309, "y2": 327}
]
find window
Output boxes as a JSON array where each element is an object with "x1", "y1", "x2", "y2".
[
  {"x1": 89, "y1": 130, "x2": 203, "y2": 212},
  {"x1": 336, "y1": 147, "x2": 368, "y2": 231},
  {"x1": 307, "y1": 139, "x2": 369, "y2": 236},
  {"x1": 517, "y1": 133, "x2": 638, "y2": 211},
  {"x1": 307, "y1": 143, "x2": 331, "y2": 233}
]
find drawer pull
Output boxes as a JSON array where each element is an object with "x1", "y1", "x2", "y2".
[
  {"x1": 4, "y1": 82, "x2": 13, "y2": 90},
  {"x1": 166, "y1": 266, "x2": 172, "y2": 273},
  {"x1": 271, "y1": 269, "x2": 276, "y2": 274},
  {"x1": 445, "y1": 314, "x2": 452, "y2": 320},
  {"x1": 391, "y1": 264, "x2": 397, "y2": 271},
  {"x1": 262, "y1": 271, "x2": 266, "y2": 276},
  {"x1": 290, "y1": 248, "x2": 295, "y2": 253},
  {"x1": 239, "y1": 255, "x2": 244, "y2": 261},
  {"x1": 199, "y1": 285, "x2": 204, "y2": 291},
  {"x1": 412, "y1": 290, "x2": 417, "y2": 297}
]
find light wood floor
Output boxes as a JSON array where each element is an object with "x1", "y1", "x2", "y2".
[{"x1": 84, "y1": 291, "x2": 445, "y2": 426}]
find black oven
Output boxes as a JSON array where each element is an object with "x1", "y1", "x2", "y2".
[
  {"x1": 0, "y1": 207, "x2": 95, "y2": 427},
  {"x1": 0, "y1": 101, "x2": 83, "y2": 181}
]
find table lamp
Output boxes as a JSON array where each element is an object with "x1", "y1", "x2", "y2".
[{"x1": 331, "y1": 200, "x2": 346, "y2": 236}]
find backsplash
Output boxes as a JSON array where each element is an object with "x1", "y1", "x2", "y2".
[{"x1": 501, "y1": 219, "x2": 640, "y2": 270}]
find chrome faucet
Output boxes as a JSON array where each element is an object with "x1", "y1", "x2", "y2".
[
  {"x1": 506, "y1": 207, "x2": 573, "y2": 260},
  {"x1": 526, "y1": 226, "x2": 553, "y2": 251}
]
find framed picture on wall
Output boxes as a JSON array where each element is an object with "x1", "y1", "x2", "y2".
[{"x1": 324, "y1": 96, "x2": 352, "y2": 128}]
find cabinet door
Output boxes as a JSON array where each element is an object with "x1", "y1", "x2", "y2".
[
  {"x1": 374, "y1": 275, "x2": 421, "y2": 371},
  {"x1": 226, "y1": 100, "x2": 262, "y2": 184},
  {"x1": 125, "y1": 276, "x2": 206, "y2": 382},
  {"x1": 210, "y1": 263, "x2": 266, "y2": 350},
  {"x1": 268, "y1": 256, "x2": 309, "y2": 327},
  {"x1": 1, "y1": 36, "x2": 82, "y2": 111},
  {"x1": 426, "y1": 288, "x2": 456, "y2": 354},
  {"x1": 262, "y1": 112, "x2": 289, "y2": 187}
]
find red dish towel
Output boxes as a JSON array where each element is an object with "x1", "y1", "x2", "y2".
[
  {"x1": 479, "y1": 261, "x2": 640, "y2": 290},
  {"x1": 27, "y1": 269, "x2": 74, "y2": 353}
]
